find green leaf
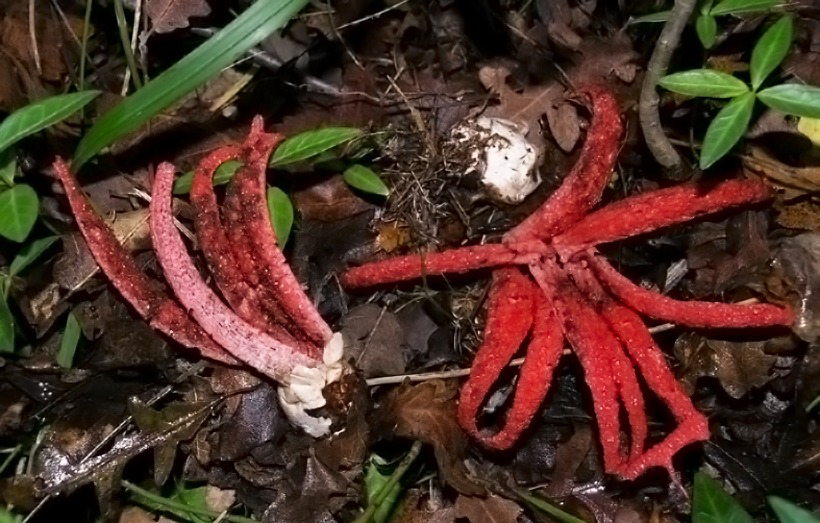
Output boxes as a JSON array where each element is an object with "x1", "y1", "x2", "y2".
[
  {"x1": 9, "y1": 235, "x2": 59, "y2": 277},
  {"x1": 0, "y1": 184, "x2": 39, "y2": 242},
  {"x1": 626, "y1": 10, "x2": 671, "y2": 24},
  {"x1": 515, "y1": 490, "x2": 587, "y2": 523},
  {"x1": 0, "y1": 296, "x2": 13, "y2": 354},
  {"x1": 364, "y1": 455, "x2": 403, "y2": 523},
  {"x1": 757, "y1": 84, "x2": 820, "y2": 118},
  {"x1": 57, "y1": 311, "x2": 82, "y2": 369},
  {"x1": 700, "y1": 92, "x2": 755, "y2": 169},
  {"x1": 692, "y1": 472, "x2": 754, "y2": 523},
  {"x1": 72, "y1": 0, "x2": 310, "y2": 170},
  {"x1": 696, "y1": 14, "x2": 718, "y2": 49},
  {"x1": 700, "y1": 0, "x2": 716, "y2": 15},
  {"x1": 266, "y1": 186, "x2": 294, "y2": 248},
  {"x1": 342, "y1": 164, "x2": 389, "y2": 197},
  {"x1": 0, "y1": 148, "x2": 16, "y2": 187},
  {"x1": 172, "y1": 159, "x2": 242, "y2": 194},
  {"x1": 769, "y1": 496, "x2": 820, "y2": 523},
  {"x1": 0, "y1": 91, "x2": 100, "y2": 156},
  {"x1": 659, "y1": 69, "x2": 750, "y2": 98},
  {"x1": 750, "y1": 16, "x2": 793, "y2": 90},
  {"x1": 710, "y1": 0, "x2": 781, "y2": 16},
  {"x1": 270, "y1": 127, "x2": 362, "y2": 167}
]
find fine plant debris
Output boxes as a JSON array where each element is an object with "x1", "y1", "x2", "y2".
[{"x1": 0, "y1": 1, "x2": 819, "y2": 522}]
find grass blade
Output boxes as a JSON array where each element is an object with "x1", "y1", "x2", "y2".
[
  {"x1": 9, "y1": 235, "x2": 60, "y2": 277},
  {"x1": 0, "y1": 91, "x2": 100, "y2": 156},
  {"x1": 0, "y1": 295, "x2": 13, "y2": 353},
  {"x1": 72, "y1": 0, "x2": 310, "y2": 170},
  {"x1": 750, "y1": 16, "x2": 793, "y2": 90},
  {"x1": 700, "y1": 92, "x2": 755, "y2": 169},
  {"x1": 710, "y1": 0, "x2": 781, "y2": 16},
  {"x1": 57, "y1": 311, "x2": 82, "y2": 369}
]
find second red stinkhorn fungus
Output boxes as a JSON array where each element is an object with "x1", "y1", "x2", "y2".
[
  {"x1": 53, "y1": 118, "x2": 344, "y2": 437},
  {"x1": 342, "y1": 86, "x2": 793, "y2": 480}
]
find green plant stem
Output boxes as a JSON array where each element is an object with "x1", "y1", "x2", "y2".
[
  {"x1": 112, "y1": 0, "x2": 143, "y2": 90},
  {"x1": 639, "y1": 0, "x2": 697, "y2": 175},
  {"x1": 353, "y1": 441, "x2": 423, "y2": 523},
  {"x1": 121, "y1": 480, "x2": 257, "y2": 523},
  {"x1": 0, "y1": 445, "x2": 21, "y2": 475},
  {"x1": 78, "y1": 0, "x2": 93, "y2": 92}
]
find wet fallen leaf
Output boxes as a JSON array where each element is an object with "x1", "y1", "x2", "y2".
[
  {"x1": 545, "y1": 101, "x2": 581, "y2": 152},
  {"x1": 674, "y1": 334, "x2": 777, "y2": 399},
  {"x1": 146, "y1": 0, "x2": 211, "y2": 34},
  {"x1": 375, "y1": 380, "x2": 484, "y2": 496}
]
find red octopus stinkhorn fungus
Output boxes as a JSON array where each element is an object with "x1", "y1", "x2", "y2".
[
  {"x1": 341, "y1": 86, "x2": 794, "y2": 481},
  {"x1": 52, "y1": 117, "x2": 344, "y2": 437}
]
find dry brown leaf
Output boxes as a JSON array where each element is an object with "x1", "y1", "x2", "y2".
[
  {"x1": 376, "y1": 380, "x2": 484, "y2": 496},
  {"x1": 118, "y1": 507, "x2": 156, "y2": 523},
  {"x1": 146, "y1": 0, "x2": 211, "y2": 34},
  {"x1": 454, "y1": 494, "x2": 523, "y2": 523},
  {"x1": 743, "y1": 147, "x2": 820, "y2": 194},
  {"x1": 545, "y1": 101, "x2": 581, "y2": 152},
  {"x1": 673, "y1": 334, "x2": 777, "y2": 399}
]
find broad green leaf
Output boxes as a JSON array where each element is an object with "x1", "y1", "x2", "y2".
[
  {"x1": 692, "y1": 472, "x2": 754, "y2": 523},
  {"x1": 757, "y1": 84, "x2": 820, "y2": 118},
  {"x1": 270, "y1": 127, "x2": 362, "y2": 167},
  {"x1": 768, "y1": 496, "x2": 820, "y2": 523},
  {"x1": 0, "y1": 91, "x2": 100, "y2": 156},
  {"x1": 72, "y1": 0, "x2": 310, "y2": 169},
  {"x1": 626, "y1": 10, "x2": 671, "y2": 24},
  {"x1": 172, "y1": 159, "x2": 242, "y2": 194},
  {"x1": 710, "y1": 0, "x2": 781, "y2": 16},
  {"x1": 700, "y1": 92, "x2": 755, "y2": 169},
  {"x1": 57, "y1": 312, "x2": 82, "y2": 369},
  {"x1": 9, "y1": 235, "x2": 59, "y2": 277},
  {"x1": 659, "y1": 69, "x2": 749, "y2": 98},
  {"x1": 750, "y1": 16, "x2": 793, "y2": 90},
  {"x1": 700, "y1": 0, "x2": 716, "y2": 15},
  {"x1": 0, "y1": 184, "x2": 39, "y2": 242},
  {"x1": 696, "y1": 14, "x2": 718, "y2": 49},
  {"x1": 266, "y1": 186, "x2": 294, "y2": 248},
  {"x1": 343, "y1": 164, "x2": 389, "y2": 197},
  {"x1": 516, "y1": 490, "x2": 587, "y2": 523},
  {"x1": 0, "y1": 504, "x2": 22, "y2": 523},
  {"x1": 0, "y1": 148, "x2": 16, "y2": 187},
  {"x1": 0, "y1": 296, "x2": 13, "y2": 353}
]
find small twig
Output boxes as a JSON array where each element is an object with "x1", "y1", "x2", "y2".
[
  {"x1": 28, "y1": 0, "x2": 42, "y2": 74},
  {"x1": 639, "y1": 0, "x2": 697, "y2": 173},
  {"x1": 336, "y1": 0, "x2": 411, "y2": 30},
  {"x1": 121, "y1": 0, "x2": 143, "y2": 92}
]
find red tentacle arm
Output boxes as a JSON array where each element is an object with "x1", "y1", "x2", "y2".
[
  {"x1": 342, "y1": 242, "x2": 544, "y2": 289},
  {"x1": 221, "y1": 117, "x2": 331, "y2": 351},
  {"x1": 531, "y1": 263, "x2": 627, "y2": 472},
  {"x1": 150, "y1": 162, "x2": 319, "y2": 382},
  {"x1": 505, "y1": 85, "x2": 623, "y2": 243},
  {"x1": 584, "y1": 252, "x2": 794, "y2": 328},
  {"x1": 52, "y1": 158, "x2": 235, "y2": 365},
  {"x1": 457, "y1": 268, "x2": 564, "y2": 450},
  {"x1": 190, "y1": 144, "x2": 308, "y2": 351},
  {"x1": 554, "y1": 178, "x2": 774, "y2": 251}
]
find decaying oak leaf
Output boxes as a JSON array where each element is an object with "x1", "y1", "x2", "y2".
[
  {"x1": 146, "y1": 0, "x2": 211, "y2": 34},
  {"x1": 673, "y1": 334, "x2": 778, "y2": 399},
  {"x1": 375, "y1": 380, "x2": 484, "y2": 496}
]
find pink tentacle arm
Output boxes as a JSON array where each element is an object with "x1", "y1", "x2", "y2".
[
  {"x1": 457, "y1": 268, "x2": 564, "y2": 450},
  {"x1": 52, "y1": 158, "x2": 236, "y2": 365},
  {"x1": 150, "y1": 162, "x2": 319, "y2": 382},
  {"x1": 584, "y1": 252, "x2": 794, "y2": 328}
]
